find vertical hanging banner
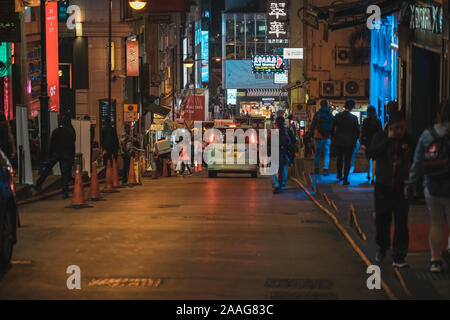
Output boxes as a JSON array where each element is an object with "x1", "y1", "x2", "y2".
[
  {"x1": 46, "y1": 2, "x2": 60, "y2": 113},
  {"x1": 126, "y1": 41, "x2": 139, "y2": 77},
  {"x1": 267, "y1": 0, "x2": 289, "y2": 45}
]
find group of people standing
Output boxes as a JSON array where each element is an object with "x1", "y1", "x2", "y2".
[
  {"x1": 310, "y1": 98, "x2": 380, "y2": 185},
  {"x1": 310, "y1": 99, "x2": 450, "y2": 272}
]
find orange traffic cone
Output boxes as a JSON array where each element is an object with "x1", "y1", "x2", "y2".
[
  {"x1": 88, "y1": 162, "x2": 104, "y2": 201},
  {"x1": 112, "y1": 158, "x2": 120, "y2": 188},
  {"x1": 170, "y1": 161, "x2": 176, "y2": 177},
  {"x1": 128, "y1": 157, "x2": 138, "y2": 185},
  {"x1": 65, "y1": 164, "x2": 93, "y2": 209},
  {"x1": 162, "y1": 159, "x2": 169, "y2": 177},
  {"x1": 198, "y1": 163, "x2": 202, "y2": 172},
  {"x1": 102, "y1": 160, "x2": 119, "y2": 193}
]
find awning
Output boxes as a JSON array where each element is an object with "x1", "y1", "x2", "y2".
[{"x1": 143, "y1": 103, "x2": 171, "y2": 116}]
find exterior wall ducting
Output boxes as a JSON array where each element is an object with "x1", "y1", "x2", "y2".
[
  {"x1": 344, "y1": 80, "x2": 366, "y2": 97},
  {"x1": 336, "y1": 47, "x2": 352, "y2": 65},
  {"x1": 319, "y1": 80, "x2": 342, "y2": 98}
]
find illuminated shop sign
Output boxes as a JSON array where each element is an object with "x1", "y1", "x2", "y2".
[
  {"x1": 409, "y1": 3, "x2": 443, "y2": 33},
  {"x1": 201, "y1": 31, "x2": 209, "y2": 82},
  {"x1": 267, "y1": 0, "x2": 289, "y2": 44},
  {"x1": 126, "y1": 41, "x2": 139, "y2": 77},
  {"x1": 46, "y1": 2, "x2": 60, "y2": 113},
  {"x1": 252, "y1": 55, "x2": 285, "y2": 73}
]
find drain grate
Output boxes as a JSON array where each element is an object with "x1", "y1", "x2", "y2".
[
  {"x1": 158, "y1": 204, "x2": 181, "y2": 209},
  {"x1": 88, "y1": 278, "x2": 162, "y2": 288},
  {"x1": 300, "y1": 219, "x2": 328, "y2": 224},
  {"x1": 268, "y1": 291, "x2": 338, "y2": 300},
  {"x1": 265, "y1": 278, "x2": 334, "y2": 290}
]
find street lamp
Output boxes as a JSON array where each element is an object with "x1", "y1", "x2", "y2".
[
  {"x1": 128, "y1": 1, "x2": 147, "y2": 10},
  {"x1": 183, "y1": 57, "x2": 195, "y2": 69}
]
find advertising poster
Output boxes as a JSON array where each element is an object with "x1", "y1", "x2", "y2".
[{"x1": 182, "y1": 95, "x2": 205, "y2": 121}]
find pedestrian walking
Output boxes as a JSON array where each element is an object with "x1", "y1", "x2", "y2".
[
  {"x1": 179, "y1": 137, "x2": 192, "y2": 175},
  {"x1": 100, "y1": 118, "x2": 119, "y2": 164},
  {"x1": 310, "y1": 100, "x2": 334, "y2": 176},
  {"x1": 369, "y1": 111, "x2": 415, "y2": 268},
  {"x1": 269, "y1": 116, "x2": 295, "y2": 194},
  {"x1": 331, "y1": 99, "x2": 360, "y2": 185},
  {"x1": 361, "y1": 106, "x2": 382, "y2": 184},
  {"x1": 405, "y1": 101, "x2": 450, "y2": 273},
  {"x1": 120, "y1": 124, "x2": 132, "y2": 185},
  {"x1": 32, "y1": 115, "x2": 76, "y2": 199},
  {"x1": 0, "y1": 111, "x2": 16, "y2": 162}
]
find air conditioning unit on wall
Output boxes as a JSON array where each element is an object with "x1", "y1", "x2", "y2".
[
  {"x1": 336, "y1": 47, "x2": 352, "y2": 65},
  {"x1": 320, "y1": 80, "x2": 342, "y2": 98},
  {"x1": 344, "y1": 80, "x2": 367, "y2": 97}
]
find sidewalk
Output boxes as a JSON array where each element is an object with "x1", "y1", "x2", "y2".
[{"x1": 304, "y1": 170, "x2": 450, "y2": 299}]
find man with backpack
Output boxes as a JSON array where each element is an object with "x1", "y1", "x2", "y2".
[
  {"x1": 269, "y1": 116, "x2": 295, "y2": 194},
  {"x1": 405, "y1": 101, "x2": 450, "y2": 273},
  {"x1": 311, "y1": 100, "x2": 334, "y2": 176}
]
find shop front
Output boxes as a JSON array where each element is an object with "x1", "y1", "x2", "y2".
[{"x1": 398, "y1": 0, "x2": 446, "y2": 139}]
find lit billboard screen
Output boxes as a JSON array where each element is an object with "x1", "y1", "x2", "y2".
[
  {"x1": 252, "y1": 55, "x2": 285, "y2": 73},
  {"x1": 201, "y1": 31, "x2": 209, "y2": 82}
]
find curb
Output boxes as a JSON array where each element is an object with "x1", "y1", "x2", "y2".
[{"x1": 291, "y1": 176, "x2": 398, "y2": 300}]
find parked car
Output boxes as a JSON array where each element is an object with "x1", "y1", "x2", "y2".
[{"x1": 0, "y1": 148, "x2": 18, "y2": 268}]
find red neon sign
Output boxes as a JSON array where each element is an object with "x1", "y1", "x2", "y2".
[{"x1": 46, "y1": 2, "x2": 60, "y2": 113}]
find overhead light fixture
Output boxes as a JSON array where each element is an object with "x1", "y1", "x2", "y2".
[{"x1": 128, "y1": 1, "x2": 147, "y2": 10}]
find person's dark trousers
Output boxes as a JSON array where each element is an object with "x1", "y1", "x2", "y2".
[
  {"x1": 335, "y1": 145, "x2": 354, "y2": 181},
  {"x1": 122, "y1": 154, "x2": 130, "y2": 183},
  {"x1": 374, "y1": 184, "x2": 409, "y2": 261},
  {"x1": 36, "y1": 153, "x2": 59, "y2": 190},
  {"x1": 59, "y1": 157, "x2": 73, "y2": 196},
  {"x1": 180, "y1": 162, "x2": 191, "y2": 174},
  {"x1": 36, "y1": 153, "x2": 72, "y2": 196}
]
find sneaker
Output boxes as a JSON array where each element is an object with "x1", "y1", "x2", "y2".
[
  {"x1": 323, "y1": 169, "x2": 329, "y2": 176},
  {"x1": 272, "y1": 186, "x2": 280, "y2": 194},
  {"x1": 375, "y1": 250, "x2": 386, "y2": 263},
  {"x1": 343, "y1": 180, "x2": 350, "y2": 186},
  {"x1": 430, "y1": 260, "x2": 443, "y2": 273},
  {"x1": 314, "y1": 168, "x2": 320, "y2": 174},
  {"x1": 392, "y1": 260, "x2": 409, "y2": 268},
  {"x1": 280, "y1": 186, "x2": 287, "y2": 191}
]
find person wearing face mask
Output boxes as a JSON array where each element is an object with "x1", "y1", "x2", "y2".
[
  {"x1": 405, "y1": 101, "x2": 450, "y2": 273},
  {"x1": 369, "y1": 111, "x2": 415, "y2": 268}
]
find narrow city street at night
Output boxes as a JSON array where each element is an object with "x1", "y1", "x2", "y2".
[{"x1": 0, "y1": 174, "x2": 387, "y2": 300}]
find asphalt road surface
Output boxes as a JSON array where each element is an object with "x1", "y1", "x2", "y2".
[{"x1": 0, "y1": 173, "x2": 387, "y2": 300}]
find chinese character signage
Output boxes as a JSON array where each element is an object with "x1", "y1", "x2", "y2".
[
  {"x1": 252, "y1": 55, "x2": 285, "y2": 73},
  {"x1": 267, "y1": 0, "x2": 289, "y2": 45},
  {"x1": 46, "y1": 2, "x2": 60, "y2": 113},
  {"x1": 126, "y1": 41, "x2": 139, "y2": 77}
]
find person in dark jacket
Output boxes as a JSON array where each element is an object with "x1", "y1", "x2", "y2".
[
  {"x1": 311, "y1": 100, "x2": 334, "y2": 176},
  {"x1": 369, "y1": 111, "x2": 415, "y2": 268},
  {"x1": 33, "y1": 115, "x2": 76, "y2": 198},
  {"x1": 331, "y1": 99, "x2": 360, "y2": 185},
  {"x1": 269, "y1": 116, "x2": 294, "y2": 194},
  {"x1": 361, "y1": 106, "x2": 382, "y2": 183},
  {"x1": 100, "y1": 118, "x2": 119, "y2": 165}
]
